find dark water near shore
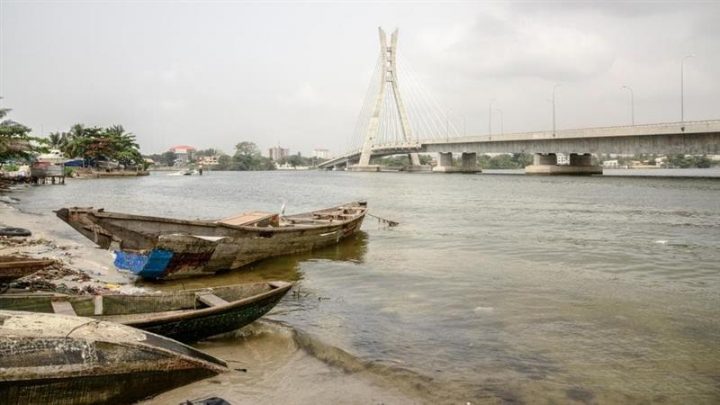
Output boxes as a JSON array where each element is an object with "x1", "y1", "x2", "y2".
[{"x1": 14, "y1": 170, "x2": 720, "y2": 403}]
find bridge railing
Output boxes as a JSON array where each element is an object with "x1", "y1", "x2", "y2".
[
  {"x1": 423, "y1": 119, "x2": 720, "y2": 144},
  {"x1": 321, "y1": 119, "x2": 720, "y2": 166}
]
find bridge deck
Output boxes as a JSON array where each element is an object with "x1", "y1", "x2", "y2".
[{"x1": 319, "y1": 120, "x2": 720, "y2": 168}]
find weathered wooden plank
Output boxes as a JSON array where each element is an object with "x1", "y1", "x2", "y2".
[
  {"x1": 0, "y1": 259, "x2": 55, "y2": 270},
  {"x1": 93, "y1": 295, "x2": 104, "y2": 315},
  {"x1": 51, "y1": 300, "x2": 77, "y2": 316},
  {"x1": 218, "y1": 212, "x2": 276, "y2": 226},
  {"x1": 196, "y1": 293, "x2": 229, "y2": 307}
]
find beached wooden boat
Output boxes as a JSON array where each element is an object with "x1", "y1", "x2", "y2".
[
  {"x1": 0, "y1": 256, "x2": 55, "y2": 284},
  {"x1": 0, "y1": 281, "x2": 292, "y2": 343},
  {"x1": 0, "y1": 310, "x2": 228, "y2": 405},
  {"x1": 56, "y1": 201, "x2": 367, "y2": 279}
]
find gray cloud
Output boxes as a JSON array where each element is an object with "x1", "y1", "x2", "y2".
[{"x1": 1, "y1": 1, "x2": 718, "y2": 155}]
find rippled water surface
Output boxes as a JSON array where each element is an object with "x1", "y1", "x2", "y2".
[{"x1": 16, "y1": 171, "x2": 720, "y2": 403}]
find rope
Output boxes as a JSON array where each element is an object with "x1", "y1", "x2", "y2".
[{"x1": 367, "y1": 212, "x2": 399, "y2": 227}]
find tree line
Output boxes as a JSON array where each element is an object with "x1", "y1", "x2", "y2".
[
  {"x1": 597, "y1": 153, "x2": 717, "y2": 168},
  {"x1": 0, "y1": 104, "x2": 45, "y2": 162},
  {"x1": 372, "y1": 153, "x2": 533, "y2": 169},
  {"x1": 146, "y1": 142, "x2": 276, "y2": 171},
  {"x1": 47, "y1": 124, "x2": 144, "y2": 168},
  {"x1": 1, "y1": 102, "x2": 144, "y2": 170}
]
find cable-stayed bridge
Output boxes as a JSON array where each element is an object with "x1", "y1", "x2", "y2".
[{"x1": 318, "y1": 28, "x2": 720, "y2": 174}]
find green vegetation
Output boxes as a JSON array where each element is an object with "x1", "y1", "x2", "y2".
[
  {"x1": 0, "y1": 103, "x2": 47, "y2": 162},
  {"x1": 477, "y1": 153, "x2": 533, "y2": 169},
  {"x1": 48, "y1": 124, "x2": 145, "y2": 169},
  {"x1": 665, "y1": 154, "x2": 714, "y2": 168},
  {"x1": 277, "y1": 153, "x2": 326, "y2": 168},
  {"x1": 371, "y1": 153, "x2": 533, "y2": 169},
  {"x1": 370, "y1": 155, "x2": 433, "y2": 166},
  {"x1": 194, "y1": 148, "x2": 220, "y2": 158},
  {"x1": 597, "y1": 153, "x2": 718, "y2": 168},
  {"x1": 3, "y1": 163, "x2": 19, "y2": 172},
  {"x1": 144, "y1": 151, "x2": 178, "y2": 167},
  {"x1": 214, "y1": 142, "x2": 275, "y2": 171}
]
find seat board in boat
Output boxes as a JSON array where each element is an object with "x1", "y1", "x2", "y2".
[{"x1": 218, "y1": 212, "x2": 276, "y2": 226}]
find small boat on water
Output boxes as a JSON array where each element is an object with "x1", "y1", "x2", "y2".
[
  {"x1": 0, "y1": 281, "x2": 292, "y2": 343},
  {"x1": 167, "y1": 169, "x2": 195, "y2": 176},
  {"x1": 56, "y1": 201, "x2": 367, "y2": 279},
  {"x1": 0, "y1": 310, "x2": 228, "y2": 405},
  {"x1": 0, "y1": 256, "x2": 55, "y2": 284}
]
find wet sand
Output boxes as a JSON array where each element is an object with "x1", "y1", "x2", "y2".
[
  {"x1": 141, "y1": 321, "x2": 424, "y2": 405},
  {"x1": 0, "y1": 198, "x2": 134, "y2": 292}
]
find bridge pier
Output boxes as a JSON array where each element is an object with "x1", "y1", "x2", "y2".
[
  {"x1": 331, "y1": 161, "x2": 349, "y2": 171},
  {"x1": 348, "y1": 164, "x2": 381, "y2": 172},
  {"x1": 525, "y1": 153, "x2": 602, "y2": 175},
  {"x1": 404, "y1": 153, "x2": 432, "y2": 172},
  {"x1": 432, "y1": 152, "x2": 454, "y2": 172},
  {"x1": 462, "y1": 152, "x2": 480, "y2": 171},
  {"x1": 432, "y1": 152, "x2": 482, "y2": 173}
]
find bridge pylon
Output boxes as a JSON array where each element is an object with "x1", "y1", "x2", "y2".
[{"x1": 352, "y1": 27, "x2": 422, "y2": 171}]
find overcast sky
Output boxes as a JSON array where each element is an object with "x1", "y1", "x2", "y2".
[{"x1": 1, "y1": 1, "x2": 718, "y2": 155}]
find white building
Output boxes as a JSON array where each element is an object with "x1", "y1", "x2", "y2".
[
  {"x1": 268, "y1": 146, "x2": 289, "y2": 162},
  {"x1": 169, "y1": 145, "x2": 196, "y2": 165},
  {"x1": 313, "y1": 148, "x2": 329, "y2": 159},
  {"x1": 602, "y1": 160, "x2": 619, "y2": 168},
  {"x1": 197, "y1": 155, "x2": 220, "y2": 166}
]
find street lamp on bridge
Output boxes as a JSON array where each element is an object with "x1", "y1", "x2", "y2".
[
  {"x1": 552, "y1": 84, "x2": 560, "y2": 137},
  {"x1": 681, "y1": 54, "x2": 695, "y2": 130},
  {"x1": 621, "y1": 85, "x2": 635, "y2": 125},
  {"x1": 488, "y1": 99, "x2": 495, "y2": 139},
  {"x1": 445, "y1": 109, "x2": 451, "y2": 142},
  {"x1": 495, "y1": 108, "x2": 504, "y2": 136}
]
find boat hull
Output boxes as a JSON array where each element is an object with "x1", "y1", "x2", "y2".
[
  {"x1": 113, "y1": 216, "x2": 364, "y2": 279},
  {"x1": 56, "y1": 202, "x2": 367, "y2": 279},
  {"x1": 0, "y1": 311, "x2": 227, "y2": 405},
  {"x1": 136, "y1": 287, "x2": 289, "y2": 342},
  {"x1": 0, "y1": 368, "x2": 217, "y2": 405},
  {"x1": 0, "y1": 281, "x2": 292, "y2": 343}
]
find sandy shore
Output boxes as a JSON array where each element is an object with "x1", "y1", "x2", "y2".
[
  {"x1": 0, "y1": 197, "x2": 141, "y2": 293},
  {"x1": 141, "y1": 321, "x2": 423, "y2": 405}
]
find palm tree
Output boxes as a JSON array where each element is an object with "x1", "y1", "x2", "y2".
[
  {"x1": 47, "y1": 132, "x2": 69, "y2": 150},
  {"x1": 0, "y1": 103, "x2": 38, "y2": 161},
  {"x1": 104, "y1": 125, "x2": 142, "y2": 167},
  {"x1": 62, "y1": 124, "x2": 105, "y2": 165}
]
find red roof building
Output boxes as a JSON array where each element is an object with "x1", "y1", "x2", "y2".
[
  {"x1": 169, "y1": 145, "x2": 197, "y2": 154},
  {"x1": 168, "y1": 145, "x2": 196, "y2": 165}
]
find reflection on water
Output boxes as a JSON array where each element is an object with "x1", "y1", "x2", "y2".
[
  {"x1": 13, "y1": 171, "x2": 720, "y2": 404},
  {"x1": 141, "y1": 231, "x2": 369, "y2": 291}
]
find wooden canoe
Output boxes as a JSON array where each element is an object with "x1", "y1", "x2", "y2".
[
  {"x1": 55, "y1": 201, "x2": 367, "y2": 279},
  {"x1": 0, "y1": 310, "x2": 228, "y2": 405},
  {"x1": 0, "y1": 281, "x2": 292, "y2": 343},
  {"x1": 0, "y1": 256, "x2": 55, "y2": 284}
]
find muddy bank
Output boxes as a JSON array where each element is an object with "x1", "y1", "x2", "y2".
[
  {"x1": 0, "y1": 195, "x2": 138, "y2": 293},
  {"x1": 141, "y1": 321, "x2": 430, "y2": 405}
]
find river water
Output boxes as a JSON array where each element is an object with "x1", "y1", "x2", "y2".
[{"x1": 12, "y1": 170, "x2": 720, "y2": 404}]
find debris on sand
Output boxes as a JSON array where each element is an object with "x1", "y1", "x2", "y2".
[{"x1": 0, "y1": 235, "x2": 118, "y2": 295}]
